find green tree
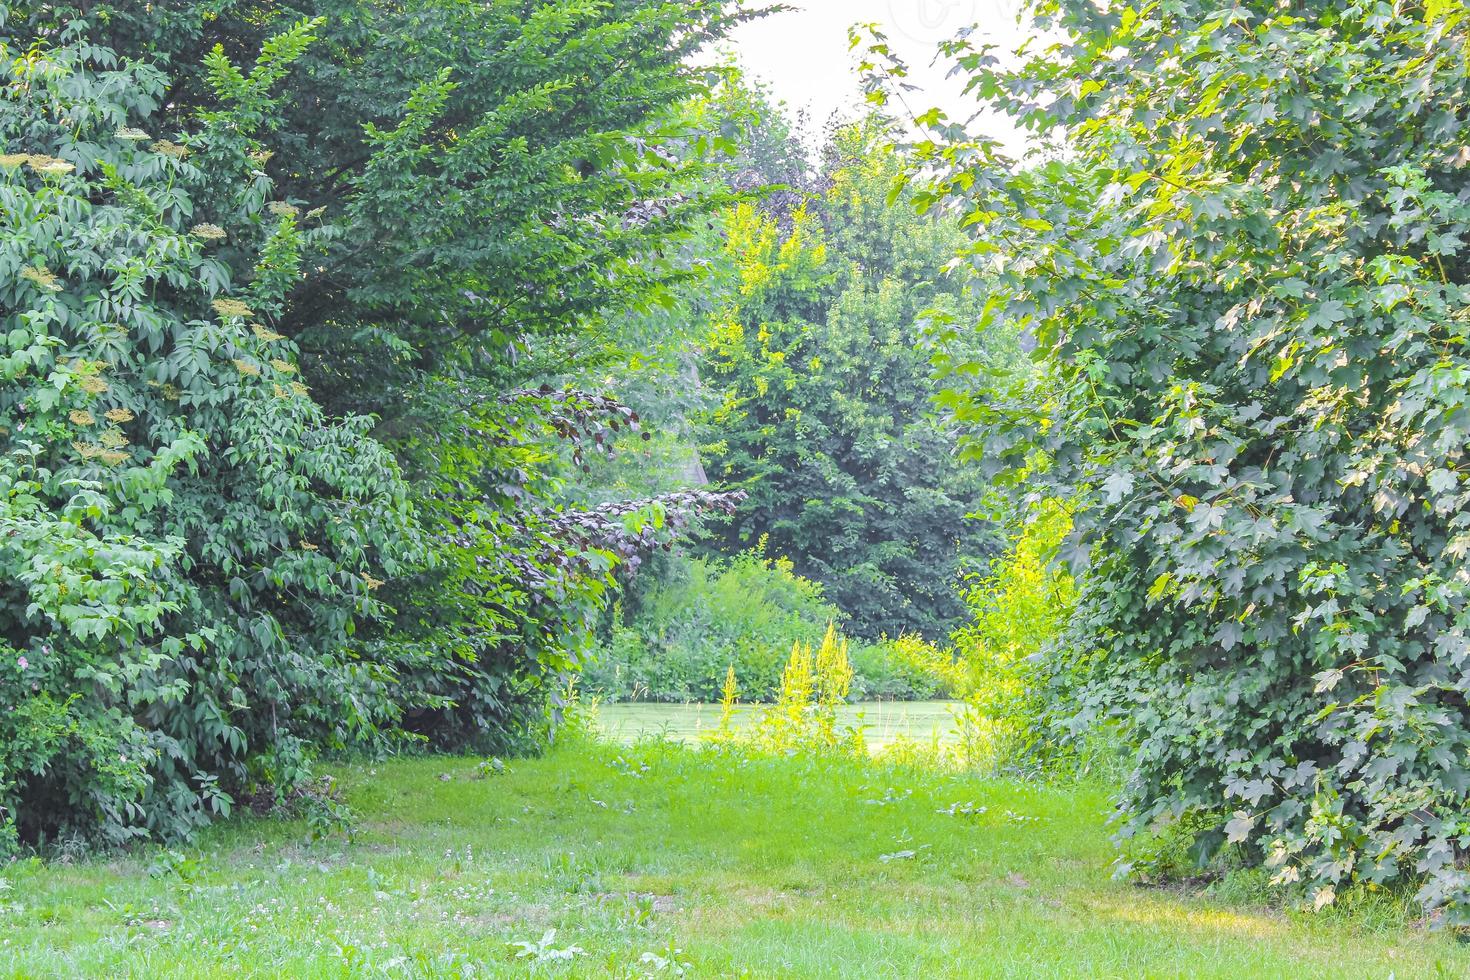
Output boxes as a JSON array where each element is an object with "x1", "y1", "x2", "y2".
[
  {"x1": 1, "y1": 1, "x2": 750, "y2": 845},
  {"x1": 38, "y1": 0, "x2": 758, "y2": 419},
  {"x1": 701, "y1": 124, "x2": 994, "y2": 639},
  {"x1": 39, "y1": 0, "x2": 755, "y2": 750},
  {"x1": 558, "y1": 72, "x2": 810, "y2": 512},
  {"x1": 894, "y1": 0, "x2": 1470, "y2": 919},
  {"x1": 0, "y1": 19, "x2": 416, "y2": 847}
]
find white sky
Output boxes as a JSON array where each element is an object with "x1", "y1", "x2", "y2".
[{"x1": 726, "y1": 0, "x2": 1037, "y2": 155}]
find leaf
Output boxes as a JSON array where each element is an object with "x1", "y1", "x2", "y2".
[
  {"x1": 1212, "y1": 621, "x2": 1242, "y2": 651},
  {"x1": 1147, "y1": 573, "x2": 1173, "y2": 603},
  {"x1": 1224, "y1": 811, "x2": 1256, "y2": 843},
  {"x1": 1374, "y1": 283, "x2": 1411, "y2": 311},
  {"x1": 1426, "y1": 0, "x2": 1463, "y2": 26},
  {"x1": 1102, "y1": 472, "x2": 1134, "y2": 504},
  {"x1": 1303, "y1": 300, "x2": 1347, "y2": 332}
]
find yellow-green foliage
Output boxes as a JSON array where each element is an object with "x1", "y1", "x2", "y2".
[
  {"x1": 871, "y1": 701, "x2": 1007, "y2": 774},
  {"x1": 766, "y1": 636, "x2": 815, "y2": 747},
  {"x1": 811, "y1": 624, "x2": 855, "y2": 746},
  {"x1": 720, "y1": 201, "x2": 828, "y2": 301},
  {"x1": 887, "y1": 634, "x2": 965, "y2": 696},
  {"x1": 713, "y1": 623, "x2": 863, "y2": 756},
  {"x1": 874, "y1": 730, "x2": 978, "y2": 772},
  {"x1": 952, "y1": 499, "x2": 1077, "y2": 761},
  {"x1": 718, "y1": 665, "x2": 739, "y2": 729}
]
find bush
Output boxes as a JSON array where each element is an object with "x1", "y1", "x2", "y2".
[
  {"x1": 950, "y1": 499, "x2": 1077, "y2": 763},
  {"x1": 1, "y1": 1, "x2": 752, "y2": 851},
  {"x1": 0, "y1": 24, "x2": 417, "y2": 850},
  {"x1": 584, "y1": 550, "x2": 838, "y2": 703},
  {"x1": 585, "y1": 549, "x2": 961, "y2": 703},
  {"x1": 902, "y1": 0, "x2": 1470, "y2": 921},
  {"x1": 850, "y1": 635, "x2": 961, "y2": 702}
]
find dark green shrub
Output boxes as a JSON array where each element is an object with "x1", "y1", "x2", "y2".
[
  {"x1": 65, "y1": 0, "x2": 757, "y2": 752},
  {"x1": 895, "y1": 0, "x2": 1470, "y2": 921},
  {"x1": 0, "y1": 21, "x2": 416, "y2": 849},
  {"x1": 0, "y1": 0, "x2": 750, "y2": 849}
]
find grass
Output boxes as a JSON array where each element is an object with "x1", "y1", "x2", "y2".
[
  {"x1": 596, "y1": 700, "x2": 962, "y2": 749},
  {"x1": 3, "y1": 733, "x2": 1467, "y2": 978}
]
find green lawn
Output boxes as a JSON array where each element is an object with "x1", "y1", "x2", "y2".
[{"x1": 3, "y1": 734, "x2": 1465, "y2": 978}]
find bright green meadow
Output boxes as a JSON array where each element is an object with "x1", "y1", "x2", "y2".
[{"x1": 3, "y1": 727, "x2": 1466, "y2": 978}]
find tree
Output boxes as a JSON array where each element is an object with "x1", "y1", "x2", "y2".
[
  {"x1": 44, "y1": 0, "x2": 755, "y2": 750},
  {"x1": 0, "y1": 1, "x2": 751, "y2": 846},
  {"x1": 700, "y1": 123, "x2": 995, "y2": 639},
  {"x1": 36, "y1": 0, "x2": 759, "y2": 419},
  {"x1": 0, "y1": 19, "x2": 415, "y2": 847},
  {"x1": 893, "y1": 0, "x2": 1470, "y2": 920}
]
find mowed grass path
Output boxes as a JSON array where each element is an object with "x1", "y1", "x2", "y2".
[{"x1": 3, "y1": 736, "x2": 1466, "y2": 978}]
